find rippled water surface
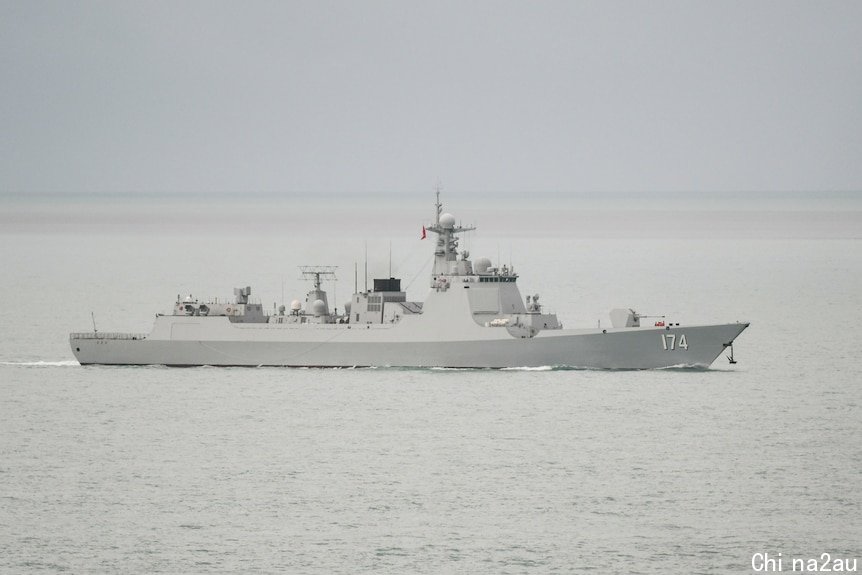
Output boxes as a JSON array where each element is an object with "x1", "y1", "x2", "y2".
[{"x1": 1, "y1": 197, "x2": 860, "y2": 573}]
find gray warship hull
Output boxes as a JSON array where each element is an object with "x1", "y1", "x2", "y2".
[{"x1": 71, "y1": 316, "x2": 748, "y2": 369}]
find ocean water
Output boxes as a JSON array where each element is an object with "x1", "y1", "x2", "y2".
[{"x1": 1, "y1": 193, "x2": 860, "y2": 573}]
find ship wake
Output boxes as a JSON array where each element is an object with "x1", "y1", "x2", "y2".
[{"x1": 1, "y1": 360, "x2": 80, "y2": 367}]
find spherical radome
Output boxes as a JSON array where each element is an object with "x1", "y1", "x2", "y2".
[
  {"x1": 312, "y1": 299, "x2": 327, "y2": 316},
  {"x1": 474, "y1": 257, "x2": 492, "y2": 274},
  {"x1": 290, "y1": 299, "x2": 302, "y2": 311},
  {"x1": 439, "y1": 213, "x2": 456, "y2": 229}
]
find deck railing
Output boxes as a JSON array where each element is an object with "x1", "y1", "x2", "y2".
[{"x1": 69, "y1": 332, "x2": 147, "y2": 341}]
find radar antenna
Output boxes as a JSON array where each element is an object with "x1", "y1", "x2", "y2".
[
  {"x1": 298, "y1": 265, "x2": 338, "y2": 289},
  {"x1": 298, "y1": 266, "x2": 338, "y2": 317}
]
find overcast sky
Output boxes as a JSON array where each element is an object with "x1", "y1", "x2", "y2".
[{"x1": 2, "y1": 1, "x2": 860, "y2": 195}]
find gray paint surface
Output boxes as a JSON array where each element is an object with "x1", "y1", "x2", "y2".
[{"x1": 71, "y1": 319, "x2": 748, "y2": 369}]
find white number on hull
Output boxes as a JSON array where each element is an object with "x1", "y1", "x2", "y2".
[
  {"x1": 662, "y1": 334, "x2": 674, "y2": 350},
  {"x1": 661, "y1": 333, "x2": 688, "y2": 351}
]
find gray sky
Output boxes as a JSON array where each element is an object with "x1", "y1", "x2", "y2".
[{"x1": 2, "y1": 0, "x2": 861, "y2": 195}]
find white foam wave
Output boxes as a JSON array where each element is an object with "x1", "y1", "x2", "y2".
[
  {"x1": 428, "y1": 366, "x2": 479, "y2": 371},
  {"x1": 0, "y1": 360, "x2": 80, "y2": 367},
  {"x1": 656, "y1": 363, "x2": 709, "y2": 370},
  {"x1": 501, "y1": 365, "x2": 555, "y2": 371}
]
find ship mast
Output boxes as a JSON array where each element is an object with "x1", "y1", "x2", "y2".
[
  {"x1": 299, "y1": 265, "x2": 337, "y2": 316},
  {"x1": 435, "y1": 183, "x2": 442, "y2": 226},
  {"x1": 425, "y1": 186, "x2": 475, "y2": 276}
]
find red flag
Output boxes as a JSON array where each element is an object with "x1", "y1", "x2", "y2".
[{"x1": 421, "y1": 225, "x2": 426, "y2": 240}]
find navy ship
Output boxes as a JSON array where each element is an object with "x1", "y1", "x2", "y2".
[{"x1": 70, "y1": 194, "x2": 748, "y2": 368}]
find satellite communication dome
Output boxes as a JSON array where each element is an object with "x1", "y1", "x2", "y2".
[
  {"x1": 312, "y1": 299, "x2": 327, "y2": 316},
  {"x1": 474, "y1": 257, "x2": 492, "y2": 274},
  {"x1": 439, "y1": 213, "x2": 456, "y2": 229},
  {"x1": 290, "y1": 299, "x2": 302, "y2": 311}
]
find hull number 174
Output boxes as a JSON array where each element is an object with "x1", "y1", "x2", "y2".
[{"x1": 661, "y1": 333, "x2": 688, "y2": 351}]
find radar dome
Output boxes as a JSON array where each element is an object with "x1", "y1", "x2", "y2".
[
  {"x1": 474, "y1": 257, "x2": 492, "y2": 274},
  {"x1": 439, "y1": 213, "x2": 456, "y2": 229},
  {"x1": 290, "y1": 299, "x2": 302, "y2": 311},
  {"x1": 312, "y1": 299, "x2": 327, "y2": 316}
]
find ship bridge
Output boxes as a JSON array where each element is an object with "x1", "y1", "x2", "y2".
[{"x1": 423, "y1": 192, "x2": 562, "y2": 336}]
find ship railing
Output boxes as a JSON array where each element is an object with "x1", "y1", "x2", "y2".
[{"x1": 69, "y1": 332, "x2": 148, "y2": 341}]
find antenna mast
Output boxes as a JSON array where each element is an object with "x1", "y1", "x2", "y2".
[
  {"x1": 425, "y1": 183, "x2": 476, "y2": 276},
  {"x1": 298, "y1": 266, "x2": 338, "y2": 289},
  {"x1": 298, "y1": 266, "x2": 338, "y2": 317},
  {"x1": 434, "y1": 181, "x2": 442, "y2": 225}
]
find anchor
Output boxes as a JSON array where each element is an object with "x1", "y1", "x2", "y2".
[{"x1": 723, "y1": 342, "x2": 737, "y2": 364}]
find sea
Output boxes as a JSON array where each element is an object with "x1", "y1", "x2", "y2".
[{"x1": 1, "y1": 192, "x2": 859, "y2": 574}]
